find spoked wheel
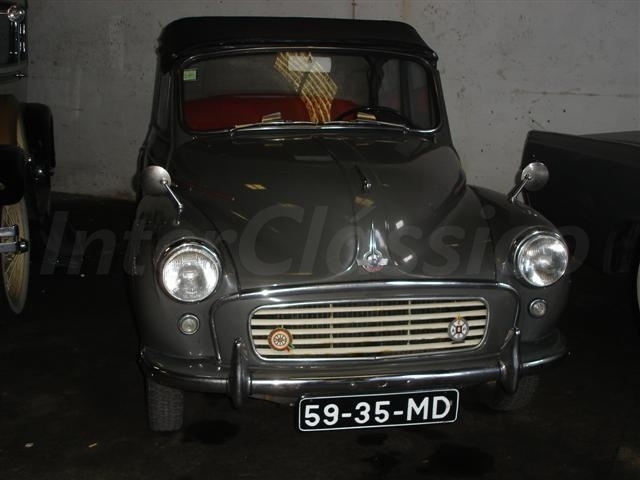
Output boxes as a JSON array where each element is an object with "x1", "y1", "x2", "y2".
[{"x1": 1, "y1": 197, "x2": 30, "y2": 315}]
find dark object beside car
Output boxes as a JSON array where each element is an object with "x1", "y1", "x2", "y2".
[
  {"x1": 522, "y1": 129, "x2": 640, "y2": 310},
  {"x1": 0, "y1": 1, "x2": 56, "y2": 316},
  {"x1": 130, "y1": 17, "x2": 570, "y2": 432}
]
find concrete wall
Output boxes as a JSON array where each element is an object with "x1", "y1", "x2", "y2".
[{"x1": 27, "y1": 0, "x2": 640, "y2": 199}]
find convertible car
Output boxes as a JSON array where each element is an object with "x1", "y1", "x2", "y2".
[
  {"x1": 130, "y1": 17, "x2": 570, "y2": 432},
  {"x1": 0, "y1": 1, "x2": 56, "y2": 317}
]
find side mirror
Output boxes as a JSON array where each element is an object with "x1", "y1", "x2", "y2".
[
  {"x1": 520, "y1": 162, "x2": 549, "y2": 192},
  {"x1": 141, "y1": 165, "x2": 172, "y2": 196},
  {"x1": 508, "y1": 162, "x2": 549, "y2": 203},
  {"x1": 140, "y1": 165, "x2": 183, "y2": 213}
]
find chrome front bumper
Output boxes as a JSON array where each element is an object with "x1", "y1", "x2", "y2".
[{"x1": 140, "y1": 327, "x2": 567, "y2": 408}]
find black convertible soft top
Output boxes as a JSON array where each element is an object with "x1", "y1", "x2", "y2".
[{"x1": 157, "y1": 17, "x2": 434, "y2": 71}]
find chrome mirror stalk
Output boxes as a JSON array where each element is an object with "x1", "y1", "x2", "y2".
[{"x1": 161, "y1": 178, "x2": 183, "y2": 214}]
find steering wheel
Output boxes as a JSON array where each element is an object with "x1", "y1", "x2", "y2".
[{"x1": 334, "y1": 105, "x2": 412, "y2": 126}]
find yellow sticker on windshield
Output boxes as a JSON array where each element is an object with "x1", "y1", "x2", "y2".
[{"x1": 183, "y1": 69, "x2": 198, "y2": 82}]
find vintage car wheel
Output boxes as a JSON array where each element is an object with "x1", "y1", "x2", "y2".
[
  {"x1": 146, "y1": 378, "x2": 184, "y2": 432},
  {"x1": 487, "y1": 375, "x2": 540, "y2": 411},
  {"x1": 0, "y1": 198, "x2": 30, "y2": 315}
]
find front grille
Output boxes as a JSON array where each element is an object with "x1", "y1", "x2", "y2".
[{"x1": 250, "y1": 298, "x2": 488, "y2": 359}]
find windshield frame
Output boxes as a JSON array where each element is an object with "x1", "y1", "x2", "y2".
[{"x1": 175, "y1": 46, "x2": 444, "y2": 137}]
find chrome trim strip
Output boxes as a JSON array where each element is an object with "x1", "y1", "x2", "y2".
[
  {"x1": 520, "y1": 332, "x2": 567, "y2": 373},
  {"x1": 238, "y1": 280, "x2": 519, "y2": 300}
]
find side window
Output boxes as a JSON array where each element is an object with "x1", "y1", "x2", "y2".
[
  {"x1": 155, "y1": 74, "x2": 171, "y2": 132},
  {"x1": 378, "y1": 58, "x2": 439, "y2": 130},
  {"x1": 406, "y1": 61, "x2": 438, "y2": 130}
]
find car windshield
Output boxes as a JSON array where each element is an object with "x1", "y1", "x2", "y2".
[{"x1": 181, "y1": 50, "x2": 439, "y2": 132}]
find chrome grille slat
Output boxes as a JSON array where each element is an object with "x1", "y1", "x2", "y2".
[
  {"x1": 254, "y1": 331, "x2": 484, "y2": 345},
  {"x1": 252, "y1": 319, "x2": 487, "y2": 336},
  {"x1": 254, "y1": 300, "x2": 484, "y2": 316},
  {"x1": 255, "y1": 341, "x2": 479, "y2": 356},
  {"x1": 250, "y1": 297, "x2": 489, "y2": 360},
  {"x1": 251, "y1": 309, "x2": 487, "y2": 325}
]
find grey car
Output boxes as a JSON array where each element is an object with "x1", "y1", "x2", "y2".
[{"x1": 130, "y1": 17, "x2": 569, "y2": 432}]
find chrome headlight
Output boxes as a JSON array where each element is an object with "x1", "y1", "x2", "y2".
[
  {"x1": 159, "y1": 242, "x2": 221, "y2": 302},
  {"x1": 514, "y1": 231, "x2": 569, "y2": 287}
]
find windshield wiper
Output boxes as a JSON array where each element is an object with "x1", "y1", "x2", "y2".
[
  {"x1": 229, "y1": 120, "x2": 317, "y2": 135},
  {"x1": 322, "y1": 119, "x2": 410, "y2": 132}
]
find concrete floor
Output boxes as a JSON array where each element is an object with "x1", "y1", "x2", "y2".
[{"x1": 1, "y1": 194, "x2": 639, "y2": 480}]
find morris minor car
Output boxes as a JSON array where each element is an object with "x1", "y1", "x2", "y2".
[{"x1": 130, "y1": 17, "x2": 569, "y2": 431}]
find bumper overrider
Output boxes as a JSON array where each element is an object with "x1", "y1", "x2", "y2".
[{"x1": 139, "y1": 328, "x2": 566, "y2": 407}]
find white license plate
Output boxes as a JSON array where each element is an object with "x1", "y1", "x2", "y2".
[{"x1": 298, "y1": 389, "x2": 459, "y2": 432}]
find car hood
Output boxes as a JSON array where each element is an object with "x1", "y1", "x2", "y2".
[{"x1": 170, "y1": 132, "x2": 495, "y2": 290}]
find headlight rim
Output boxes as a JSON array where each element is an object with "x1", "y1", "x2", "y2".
[
  {"x1": 512, "y1": 229, "x2": 569, "y2": 288},
  {"x1": 157, "y1": 239, "x2": 222, "y2": 303}
]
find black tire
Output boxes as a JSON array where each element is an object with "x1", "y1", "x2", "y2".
[
  {"x1": 487, "y1": 375, "x2": 540, "y2": 412},
  {"x1": 22, "y1": 103, "x2": 55, "y2": 227},
  {"x1": 146, "y1": 377, "x2": 184, "y2": 432}
]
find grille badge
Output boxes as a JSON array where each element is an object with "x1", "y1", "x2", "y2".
[
  {"x1": 268, "y1": 328, "x2": 294, "y2": 351},
  {"x1": 448, "y1": 316, "x2": 469, "y2": 343}
]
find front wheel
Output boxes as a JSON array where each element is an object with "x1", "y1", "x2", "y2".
[
  {"x1": 486, "y1": 375, "x2": 540, "y2": 411},
  {"x1": 0, "y1": 198, "x2": 30, "y2": 315},
  {"x1": 146, "y1": 377, "x2": 184, "y2": 432}
]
